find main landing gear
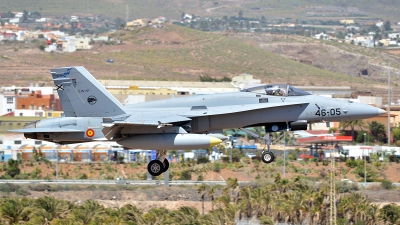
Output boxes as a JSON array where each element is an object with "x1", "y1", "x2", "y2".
[
  {"x1": 238, "y1": 128, "x2": 276, "y2": 164},
  {"x1": 147, "y1": 150, "x2": 169, "y2": 176},
  {"x1": 261, "y1": 133, "x2": 275, "y2": 164}
]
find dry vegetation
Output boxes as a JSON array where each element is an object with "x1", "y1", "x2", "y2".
[{"x1": 1, "y1": 24, "x2": 399, "y2": 90}]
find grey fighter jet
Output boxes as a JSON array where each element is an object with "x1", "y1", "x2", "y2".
[{"x1": 10, "y1": 67, "x2": 386, "y2": 176}]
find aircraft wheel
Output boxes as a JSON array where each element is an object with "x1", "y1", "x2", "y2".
[
  {"x1": 148, "y1": 160, "x2": 164, "y2": 176},
  {"x1": 262, "y1": 152, "x2": 274, "y2": 164},
  {"x1": 163, "y1": 159, "x2": 169, "y2": 172}
]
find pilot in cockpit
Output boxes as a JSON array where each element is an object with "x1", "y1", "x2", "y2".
[{"x1": 266, "y1": 86, "x2": 286, "y2": 96}]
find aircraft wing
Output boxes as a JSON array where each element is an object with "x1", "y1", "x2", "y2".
[
  {"x1": 104, "y1": 115, "x2": 191, "y2": 127},
  {"x1": 9, "y1": 128, "x2": 84, "y2": 133},
  {"x1": 102, "y1": 115, "x2": 192, "y2": 140},
  {"x1": 182, "y1": 102, "x2": 308, "y2": 117}
]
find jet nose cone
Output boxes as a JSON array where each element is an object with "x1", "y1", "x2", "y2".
[{"x1": 378, "y1": 109, "x2": 387, "y2": 115}]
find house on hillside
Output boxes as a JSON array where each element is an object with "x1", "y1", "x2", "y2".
[
  {"x1": 13, "y1": 12, "x2": 23, "y2": 18},
  {"x1": 340, "y1": 19, "x2": 354, "y2": 24},
  {"x1": 92, "y1": 35, "x2": 109, "y2": 42},
  {"x1": 9, "y1": 18, "x2": 20, "y2": 24},
  {"x1": 75, "y1": 37, "x2": 91, "y2": 50},
  {"x1": 388, "y1": 33, "x2": 400, "y2": 39},
  {"x1": 62, "y1": 36, "x2": 76, "y2": 52},
  {"x1": 314, "y1": 33, "x2": 328, "y2": 40},
  {"x1": 126, "y1": 19, "x2": 148, "y2": 28},
  {"x1": 1, "y1": 32, "x2": 16, "y2": 40}
]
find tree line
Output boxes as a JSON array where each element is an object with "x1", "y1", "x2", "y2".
[{"x1": 0, "y1": 176, "x2": 399, "y2": 224}]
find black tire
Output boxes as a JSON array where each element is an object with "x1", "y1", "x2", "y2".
[
  {"x1": 163, "y1": 158, "x2": 169, "y2": 172},
  {"x1": 147, "y1": 160, "x2": 165, "y2": 176},
  {"x1": 262, "y1": 152, "x2": 274, "y2": 164}
]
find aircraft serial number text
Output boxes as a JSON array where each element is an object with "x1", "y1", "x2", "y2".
[{"x1": 315, "y1": 108, "x2": 341, "y2": 116}]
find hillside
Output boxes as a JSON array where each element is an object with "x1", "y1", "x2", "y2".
[
  {"x1": 1, "y1": 0, "x2": 400, "y2": 21},
  {"x1": 0, "y1": 24, "x2": 391, "y2": 89}
]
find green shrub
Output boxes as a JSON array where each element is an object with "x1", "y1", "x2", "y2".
[
  {"x1": 242, "y1": 158, "x2": 251, "y2": 164},
  {"x1": 197, "y1": 157, "x2": 210, "y2": 164},
  {"x1": 16, "y1": 188, "x2": 30, "y2": 196},
  {"x1": 213, "y1": 162, "x2": 222, "y2": 172},
  {"x1": 345, "y1": 158, "x2": 358, "y2": 168},
  {"x1": 0, "y1": 183, "x2": 19, "y2": 193},
  {"x1": 79, "y1": 173, "x2": 88, "y2": 179},
  {"x1": 381, "y1": 179, "x2": 394, "y2": 190},
  {"x1": 388, "y1": 155, "x2": 400, "y2": 163},
  {"x1": 311, "y1": 158, "x2": 318, "y2": 163},
  {"x1": 179, "y1": 170, "x2": 192, "y2": 180},
  {"x1": 14, "y1": 173, "x2": 29, "y2": 180},
  {"x1": 336, "y1": 181, "x2": 359, "y2": 193},
  {"x1": 221, "y1": 156, "x2": 230, "y2": 163}
]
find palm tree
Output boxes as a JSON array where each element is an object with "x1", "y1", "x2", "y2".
[
  {"x1": 119, "y1": 204, "x2": 143, "y2": 224},
  {"x1": 142, "y1": 207, "x2": 169, "y2": 225},
  {"x1": 70, "y1": 199, "x2": 106, "y2": 224},
  {"x1": 339, "y1": 120, "x2": 365, "y2": 141},
  {"x1": 365, "y1": 204, "x2": 381, "y2": 225},
  {"x1": 226, "y1": 177, "x2": 239, "y2": 203},
  {"x1": 0, "y1": 198, "x2": 32, "y2": 224},
  {"x1": 167, "y1": 206, "x2": 201, "y2": 224},
  {"x1": 197, "y1": 183, "x2": 207, "y2": 215},
  {"x1": 379, "y1": 203, "x2": 400, "y2": 224},
  {"x1": 30, "y1": 196, "x2": 74, "y2": 224},
  {"x1": 207, "y1": 185, "x2": 216, "y2": 211},
  {"x1": 215, "y1": 194, "x2": 231, "y2": 209},
  {"x1": 368, "y1": 121, "x2": 387, "y2": 143}
]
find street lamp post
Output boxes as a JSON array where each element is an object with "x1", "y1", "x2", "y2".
[
  {"x1": 283, "y1": 133, "x2": 286, "y2": 178},
  {"x1": 364, "y1": 133, "x2": 366, "y2": 185},
  {"x1": 388, "y1": 62, "x2": 391, "y2": 145}
]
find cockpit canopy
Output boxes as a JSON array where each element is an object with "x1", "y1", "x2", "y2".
[{"x1": 241, "y1": 84, "x2": 311, "y2": 97}]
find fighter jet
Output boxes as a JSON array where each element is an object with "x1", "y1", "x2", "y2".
[{"x1": 10, "y1": 67, "x2": 386, "y2": 176}]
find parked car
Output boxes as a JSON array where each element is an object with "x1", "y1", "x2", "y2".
[
  {"x1": 299, "y1": 154, "x2": 313, "y2": 159},
  {"x1": 340, "y1": 179, "x2": 354, "y2": 184},
  {"x1": 246, "y1": 152, "x2": 257, "y2": 159},
  {"x1": 116, "y1": 177, "x2": 129, "y2": 184}
]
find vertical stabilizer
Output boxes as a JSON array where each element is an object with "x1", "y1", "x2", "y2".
[{"x1": 51, "y1": 66, "x2": 126, "y2": 117}]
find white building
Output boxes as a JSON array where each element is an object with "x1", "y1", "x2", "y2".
[
  {"x1": 75, "y1": 37, "x2": 92, "y2": 50},
  {"x1": 0, "y1": 92, "x2": 16, "y2": 116},
  {"x1": 35, "y1": 18, "x2": 47, "y2": 22},
  {"x1": 9, "y1": 18, "x2": 20, "y2": 24},
  {"x1": 13, "y1": 12, "x2": 23, "y2": 18},
  {"x1": 62, "y1": 36, "x2": 76, "y2": 52},
  {"x1": 92, "y1": 36, "x2": 109, "y2": 42},
  {"x1": 45, "y1": 43, "x2": 57, "y2": 52},
  {"x1": 14, "y1": 109, "x2": 45, "y2": 117}
]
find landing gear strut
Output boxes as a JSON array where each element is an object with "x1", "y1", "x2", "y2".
[
  {"x1": 147, "y1": 150, "x2": 169, "y2": 176},
  {"x1": 261, "y1": 133, "x2": 275, "y2": 164}
]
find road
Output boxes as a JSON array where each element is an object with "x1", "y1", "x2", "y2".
[
  {"x1": 0, "y1": 180, "x2": 398, "y2": 187},
  {"x1": 0, "y1": 179, "x2": 251, "y2": 186}
]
